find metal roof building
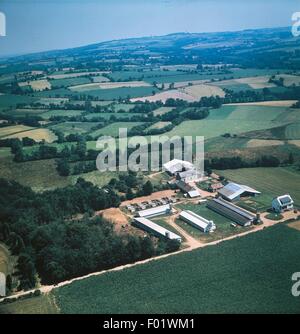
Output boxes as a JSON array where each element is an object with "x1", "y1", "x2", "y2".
[
  {"x1": 207, "y1": 198, "x2": 256, "y2": 226},
  {"x1": 218, "y1": 182, "x2": 260, "y2": 201},
  {"x1": 136, "y1": 204, "x2": 172, "y2": 218},
  {"x1": 179, "y1": 210, "x2": 216, "y2": 233},
  {"x1": 272, "y1": 194, "x2": 294, "y2": 213},
  {"x1": 133, "y1": 217, "x2": 182, "y2": 242},
  {"x1": 163, "y1": 159, "x2": 194, "y2": 175}
]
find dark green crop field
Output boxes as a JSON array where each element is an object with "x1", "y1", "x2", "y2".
[{"x1": 53, "y1": 224, "x2": 300, "y2": 314}]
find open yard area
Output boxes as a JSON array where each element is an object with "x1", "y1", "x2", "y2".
[
  {"x1": 47, "y1": 224, "x2": 300, "y2": 314},
  {"x1": 175, "y1": 202, "x2": 251, "y2": 243}
]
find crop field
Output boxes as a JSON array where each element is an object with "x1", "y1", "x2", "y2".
[
  {"x1": 69, "y1": 81, "x2": 151, "y2": 92},
  {"x1": 226, "y1": 100, "x2": 298, "y2": 107},
  {"x1": 175, "y1": 202, "x2": 249, "y2": 243},
  {"x1": 276, "y1": 74, "x2": 300, "y2": 87},
  {"x1": 50, "y1": 77, "x2": 91, "y2": 88},
  {"x1": 131, "y1": 89, "x2": 195, "y2": 103},
  {"x1": 51, "y1": 224, "x2": 300, "y2": 314},
  {"x1": 235, "y1": 76, "x2": 276, "y2": 89},
  {"x1": 181, "y1": 84, "x2": 225, "y2": 99},
  {"x1": 219, "y1": 167, "x2": 300, "y2": 205},
  {"x1": 37, "y1": 97, "x2": 69, "y2": 105},
  {"x1": 50, "y1": 122, "x2": 102, "y2": 135},
  {"x1": 0, "y1": 125, "x2": 34, "y2": 138},
  {"x1": 90, "y1": 122, "x2": 145, "y2": 137},
  {"x1": 92, "y1": 76, "x2": 110, "y2": 83},
  {"x1": 246, "y1": 139, "x2": 284, "y2": 148},
  {"x1": 3, "y1": 128, "x2": 57, "y2": 143},
  {"x1": 20, "y1": 79, "x2": 51, "y2": 91}
]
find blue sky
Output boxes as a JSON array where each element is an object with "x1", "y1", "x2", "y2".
[{"x1": 0, "y1": 0, "x2": 299, "y2": 56}]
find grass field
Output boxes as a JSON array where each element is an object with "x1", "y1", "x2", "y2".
[
  {"x1": 48, "y1": 224, "x2": 300, "y2": 314},
  {"x1": 284, "y1": 122, "x2": 300, "y2": 139},
  {"x1": 90, "y1": 122, "x2": 145, "y2": 137},
  {"x1": 50, "y1": 122, "x2": 102, "y2": 135},
  {"x1": 84, "y1": 112, "x2": 141, "y2": 120},
  {"x1": 0, "y1": 295, "x2": 58, "y2": 314},
  {"x1": 161, "y1": 105, "x2": 289, "y2": 140},
  {"x1": 147, "y1": 121, "x2": 172, "y2": 130},
  {"x1": 70, "y1": 81, "x2": 151, "y2": 92},
  {"x1": 50, "y1": 77, "x2": 91, "y2": 88},
  {"x1": 219, "y1": 167, "x2": 300, "y2": 206},
  {"x1": 152, "y1": 106, "x2": 174, "y2": 116},
  {"x1": 41, "y1": 109, "x2": 84, "y2": 119},
  {"x1": 0, "y1": 94, "x2": 37, "y2": 110},
  {"x1": 181, "y1": 84, "x2": 225, "y2": 99}
]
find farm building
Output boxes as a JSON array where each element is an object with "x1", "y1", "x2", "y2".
[
  {"x1": 133, "y1": 217, "x2": 182, "y2": 242},
  {"x1": 179, "y1": 210, "x2": 216, "y2": 233},
  {"x1": 136, "y1": 204, "x2": 172, "y2": 218},
  {"x1": 272, "y1": 194, "x2": 294, "y2": 213},
  {"x1": 176, "y1": 180, "x2": 200, "y2": 198},
  {"x1": 0, "y1": 272, "x2": 5, "y2": 297},
  {"x1": 218, "y1": 182, "x2": 260, "y2": 201},
  {"x1": 163, "y1": 159, "x2": 202, "y2": 182},
  {"x1": 207, "y1": 198, "x2": 257, "y2": 226}
]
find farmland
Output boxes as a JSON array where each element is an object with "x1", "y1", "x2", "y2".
[
  {"x1": 90, "y1": 121, "x2": 145, "y2": 137},
  {"x1": 219, "y1": 167, "x2": 300, "y2": 205},
  {"x1": 49, "y1": 224, "x2": 300, "y2": 314},
  {"x1": 3, "y1": 128, "x2": 57, "y2": 143}
]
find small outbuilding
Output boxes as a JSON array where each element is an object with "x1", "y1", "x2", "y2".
[
  {"x1": 176, "y1": 180, "x2": 200, "y2": 198},
  {"x1": 272, "y1": 194, "x2": 294, "y2": 213}
]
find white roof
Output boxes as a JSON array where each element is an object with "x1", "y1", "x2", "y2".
[
  {"x1": 134, "y1": 217, "x2": 181, "y2": 241},
  {"x1": 137, "y1": 204, "x2": 171, "y2": 217},
  {"x1": 163, "y1": 159, "x2": 194, "y2": 174},
  {"x1": 188, "y1": 189, "x2": 201, "y2": 198},
  {"x1": 180, "y1": 210, "x2": 214, "y2": 230},
  {"x1": 218, "y1": 182, "x2": 260, "y2": 200}
]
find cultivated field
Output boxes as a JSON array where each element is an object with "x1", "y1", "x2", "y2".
[
  {"x1": 50, "y1": 122, "x2": 102, "y2": 135},
  {"x1": 47, "y1": 71, "x2": 110, "y2": 79},
  {"x1": 152, "y1": 106, "x2": 174, "y2": 116},
  {"x1": 19, "y1": 79, "x2": 51, "y2": 91},
  {"x1": 69, "y1": 81, "x2": 151, "y2": 92},
  {"x1": 181, "y1": 84, "x2": 225, "y2": 99},
  {"x1": 90, "y1": 122, "x2": 145, "y2": 137},
  {"x1": 246, "y1": 139, "x2": 284, "y2": 148},
  {"x1": 50, "y1": 224, "x2": 300, "y2": 314},
  {"x1": 0, "y1": 125, "x2": 34, "y2": 138},
  {"x1": 3, "y1": 128, "x2": 57, "y2": 143}
]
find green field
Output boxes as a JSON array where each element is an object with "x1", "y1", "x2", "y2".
[
  {"x1": 160, "y1": 105, "x2": 292, "y2": 140},
  {"x1": 90, "y1": 122, "x2": 145, "y2": 137},
  {"x1": 48, "y1": 224, "x2": 300, "y2": 314},
  {"x1": 49, "y1": 77, "x2": 91, "y2": 88},
  {"x1": 50, "y1": 122, "x2": 102, "y2": 135},
  {"x1": 41, "y1": 109, "x2": 84, "y2": 119},
  {"x1": 219, "y1": 167, "x2": 300, "y2": 206},
  {"x1": 0, "y1": 94, "x2": 37, "y2": 110},
  {"x1": 84, "y1": 112, "x2": 141, "y2": 120},
  {"x1": 285, "y1": 122, "x2": 300, "y2": 139}
]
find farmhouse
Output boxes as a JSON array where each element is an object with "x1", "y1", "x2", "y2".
[
  {"x1": 272, "y1": 194, "x2": 294, "y2": 213},
  {"x1": 179, "y1": 210, "x2": 216, "y2": 233},
  {"x1": 208, "y1": 182, "x2": 224, "y2": 192},
  {"x1": 176, "y1": 180, "x2": 200, "y2": 198},
  {"x1": 136, "y1": 204, "x2": 172, "y2": 218},
  {"x1": 218, "y1": 182, "x2": 260, "y2": 202},
  {"x1": 0, "y1": 272, "x2": 5, "y2": 297},
  {"x1": 163, "y1": 159, "x2": 202, "y2": 182},
  {"x1": 133, "y1": 217, "x2": 182, "y2": 242},
  {"x1": 207, "y1": 198, "x2": 256, "y2": 226}
]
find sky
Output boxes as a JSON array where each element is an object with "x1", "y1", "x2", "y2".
[{"x1": 0, "y1": 0, "x2": 299, "y2": 56}]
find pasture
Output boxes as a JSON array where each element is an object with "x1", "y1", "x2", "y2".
[
  {"x1": 52, "y1": 224, "x2": 300, "y2": 313},
  {"x1": 219, "y1": 167, "x2": 300, "y2": 205},
  {"x1": 50, "y1": 77, "x2": 91, "y2": 88},
  {"x1": 90, "y1": 122, "x2": 145, "y2": 137},
  {"x1": 41, "y1": 109, "x2": 84, "y2": 119},
  {"x1": 152, "y1": 106, "x2": 174, "y2": 116},
  {"x1": 50, "y1": 122, "x2": 102, "y2": 135},
  {"x1": 69, "y1": 81, "x2": 151, "y2": 92}
]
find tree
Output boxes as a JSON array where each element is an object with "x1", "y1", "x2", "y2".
[
  {"x1": 56, "y1": 159, "x2": 70, "y2": 176},
  {"x1": 142, "y1": 181, "x2": 153, "y2": 196}
]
